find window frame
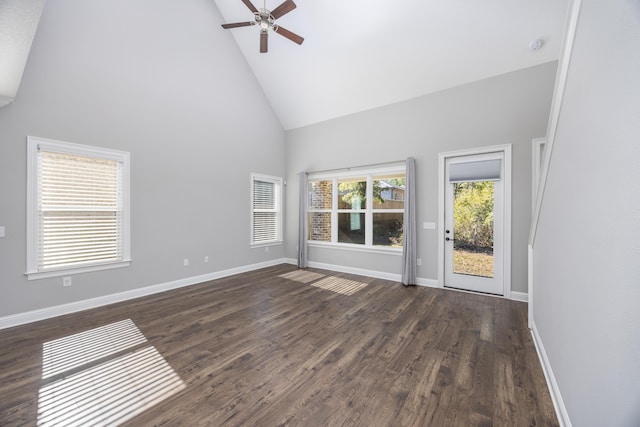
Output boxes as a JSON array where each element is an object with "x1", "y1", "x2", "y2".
[
  {"x1": 250, "y1": 173, "x2": 283, "y2": 247},
  {"x1": 26, "y1": 136, "x2": 131, "y2": 280},
  {"x1": 307, "y1": 164, "x2": 405, "y2": 253}
]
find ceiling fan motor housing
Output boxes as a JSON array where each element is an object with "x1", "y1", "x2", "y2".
[{"x1": 255, "y1": 10, "x2": 275, "y2": 29}]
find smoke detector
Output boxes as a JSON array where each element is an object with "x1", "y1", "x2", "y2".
[{"x1": 529, "y1": 39, "x2": 544, "y2": 51}]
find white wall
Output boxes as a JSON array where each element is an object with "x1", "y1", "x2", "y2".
[
  {"x1": 0, "y1": 0, "x2": 285, "y2": 318},
  {"x1": 285, "y1": 62, "x2": 557, "y2": 293},
  {"x1": 532, "y1": 1, "x2": 640, "y2": 425}
]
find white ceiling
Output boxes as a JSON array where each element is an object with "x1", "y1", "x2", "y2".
[{"x1": 213, "y1": 0, "x2": 569, "y2": 130}]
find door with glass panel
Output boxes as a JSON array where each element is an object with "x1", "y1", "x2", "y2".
[{"x1": 444, "y1": 153, "x2": 504, "y2": 295}]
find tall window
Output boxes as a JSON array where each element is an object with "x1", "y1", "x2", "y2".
[
  {"x1": 308, "y1": 166, "x2": 405, "y2": 249},
  {"x1": 26, "y1": 137, "x2": 130, "y2": 279},
  {"x1": 251, "y1": 173, "x2": 283, "y2": 246}
]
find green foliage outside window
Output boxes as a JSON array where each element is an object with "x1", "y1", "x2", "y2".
[{"x1": 453, "y1": 181, "x2": 494, "y2": 251}]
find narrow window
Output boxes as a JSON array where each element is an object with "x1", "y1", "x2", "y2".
[
  {"x1": 251, "y1": 174, "x2": 283, "y2": 246},
  {"x1": 26, "y1": 137, "x2": 130, "y2": 279}
]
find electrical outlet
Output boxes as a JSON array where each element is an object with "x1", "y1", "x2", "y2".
[
  {"x1": 183, "y1": 258, "x2": 189, "y2": 267},
  {"x1": 204, "y1": 256, "x2": 209, "y2": 263},
  {"x1": 265, "y1": 246, "x2": 269, "y2": 253},
  {"x1": 0, "y1": 226, "x2": 5, "y2": 238},
  {"x1": 63, "y1": 276, "x2": 72, "y2": 287},
  {"x1": 416, "y1": 259, "x2": 422, "y2": 266}
]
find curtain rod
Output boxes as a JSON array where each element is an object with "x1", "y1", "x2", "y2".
[{"x1": 302, "y1": 159, "x2": 407, "y2": 176}]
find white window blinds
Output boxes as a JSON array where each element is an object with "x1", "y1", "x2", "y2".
[
  {"x1": 38, "y1": 150, "x2": 123, "y2": 270},
  {"x1": 449, "y1": 159, "x2": 502, "y2": 183},
  {"x1": 27, "y1": 136, "x2": 130, "y2": 278},
  {"x1": 251, "y1": 174, "x2": 282, "y2": 245}
]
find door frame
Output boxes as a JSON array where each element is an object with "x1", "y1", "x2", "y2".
[{"x1": 437, "y1": 144, "x2": 512, "y2": 299}]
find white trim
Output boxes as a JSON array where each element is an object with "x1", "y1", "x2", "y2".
[
  {"x1": 415, "y1": 277, "x2": 439, "y2": 288},
  {"x1": 307, "y1": 165, "x2": 406, "y2": 250},
  {"x1": 301, "y1": 261, "x2": 504, "y2": 297},
  {"x1": 27, "y1": 260, "x2": 131, "y2": 280},
  {"x1": 532, "y1": 138, "x2": 547, "y2": 211},
  {"x1": 510, "y1": 291, "x2": 528, "y2": 303},
  {"x1": 306, "y1": 261, "x2": 401, "y2": 282},
  {"x1": 437, "y1": 144, "x2": 512, "y2": 299},
  {"x1": 250, "y1": 173, "x2": 284, "y2": 246},
  {"x1": 0, "y1": 258, "x2": 287, "y2": 330},
  {"x1": 531, "y1": 321, "x2": 572, "y2": 427},
  {"x1": 26, "y1": 136, "x2": 131, "y2": 278},
  {"x1": 308, "y1": 241, "x2": 402, "y2": 256},
  {"x1": 530, "y1": 0, "x2": 582, "y2": 247},
  {"x1": 528, "y1": 244, "x2": 534, "y2": 327}
]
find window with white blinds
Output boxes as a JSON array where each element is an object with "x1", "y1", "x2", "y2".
[
  {"x1": 27, "y1": 137, "x2": 131, "y2": 279},
  {"x1": 251, "y1": 174, "x2": 282, "y2": 246}
]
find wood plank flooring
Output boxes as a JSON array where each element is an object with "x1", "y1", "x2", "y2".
[{"x1": 0, "y1": 265, "x2": 558, "y2": 426}]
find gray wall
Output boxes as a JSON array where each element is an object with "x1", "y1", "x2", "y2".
[
  {"x1": 533, "y1": 1, "x2": 640, "y2": 425},
  {"x1": 0, "y1": 0, "x2": 285, "y2": 317},
  {"x1": 285, "y1": 62, "x2": 557, "y2": 293}
]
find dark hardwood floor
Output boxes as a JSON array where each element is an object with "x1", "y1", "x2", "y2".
[{"x1": 0, "y1": 265, "x2": 558, "y2": 426}]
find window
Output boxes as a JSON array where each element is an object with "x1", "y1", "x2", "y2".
[
  {"x1": 251, "y1": 173, "x2": 283, "y2": 246},
  {"x1": 307, "y1": 165, "x2": 405, "y2": 250},
  {"x1": 26, "y1": 137, "x2": 130, "y2": 279}
]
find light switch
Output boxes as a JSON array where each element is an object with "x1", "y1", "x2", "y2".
[
  {"x1": 0, "y1": 226, "x2": 4, "y2": 237},
  {"x1": 423, "y1": 222, "x2": 436, "y2": 230}
]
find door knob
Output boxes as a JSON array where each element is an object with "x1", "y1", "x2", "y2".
[{"x1": 445, "y1": 237, "x2": 452, "y2": 241}]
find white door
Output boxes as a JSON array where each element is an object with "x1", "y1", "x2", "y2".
[{"x1": 444, "y1": 152, "x2": 504, "y2": 295}]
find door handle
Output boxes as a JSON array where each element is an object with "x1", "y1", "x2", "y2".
[{"x1": 445, "y1": 237, "x2": 453, "y2": 242}]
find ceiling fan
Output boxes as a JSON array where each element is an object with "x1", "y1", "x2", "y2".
[{"x1": 221, "y1": 0, "x2": 304, "y2": 53}]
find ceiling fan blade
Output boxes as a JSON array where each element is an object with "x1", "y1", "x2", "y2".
[
  {"x1": 260, "y1": 30, "x2": 268, "y2": 53},
  {"x1": 274, "y1": 26, "x2": 304, "y2": 45},
  {"x1": 241, "y1": 0, "x2": 259, "y2": 14},
  {"x1": 271, "y1": 0, "x2": 296, "y2": 19},
  {"x1": 221, "y1": 21, "x2": 255, "y2": 29}
]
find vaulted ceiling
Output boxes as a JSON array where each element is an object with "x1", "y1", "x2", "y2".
[{"x1": 213, "y1": 0, "x2": 569, "y2": 130}]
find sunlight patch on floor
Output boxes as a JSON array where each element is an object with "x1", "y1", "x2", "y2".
[
  {"x1": 38, "y1": 320, "x2": 185, "y2": 426},
  {"x1": 279, "y1": 270, "x2": 325, "y2": 283},
  {"x1": 311, "y1": 277, "x2": 368, "y2": 296},
  {"x1": 42, "y1": 319, "x2": 147, "y2": 378}
]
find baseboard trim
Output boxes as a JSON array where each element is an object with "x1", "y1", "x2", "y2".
[
  {"x1": 510, "y1": 291, "x2": 528, "y2": 303},
  {"x1": 0, "y1": 258, "x2": 288, "y2": 330},
  {"x1": 307, "y1": 261, "x2": 402, "y2": 282},
  {"x1": 530, "y1": 320, "x2": 572, "y2": 427},
  {"x1": 416, "y1": 277, "x2": 439, "y2": 288}
]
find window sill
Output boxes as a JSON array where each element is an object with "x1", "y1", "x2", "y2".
[
  {"x1": 250, "y1": 241, "x2": 283, "y2": 249},
  {"x1": 26, "y1": 260, "x2": 131, "y2": 280},
  {"x1": 308, "y1": 241, "x2": 402, "y2": 256}
]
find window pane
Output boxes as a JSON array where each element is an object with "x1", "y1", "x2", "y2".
[
  {"x1": 338, "y1": 213, "x2": 365, "y2": 244},
  {"x1": 308, "y1": 212, "x2": 331, "y2": 242},
  {"x1": 308, "y1": 180, "x2": 332, "y2": 209},
  {"x1": 373, "y1": 212, "x2": 403, "y2": 247},
  {"x1": 253, "y1": 212, "x2": 278, "y2": 242},
  {"x1": 251, "y1": 175, "x2": 282, "y2": 245},
  {"x1": 453, "y1": 181, "x2": 494, "y2": 278},
  {"x1": 373, "y1": 174, "x2": 405, "y2": 210},
  {"x1": 253, "y1": 180, "x2": 276, "y2": 210},
  {"x1": 38, "y1": 150, "x2": 123, "y2": 271},
  {"x1": 338, "y1": 179, "x2": 366, "y2": 209},
  {"x1": 40, "y1": 211, "x2": 121, "y2": 269}
]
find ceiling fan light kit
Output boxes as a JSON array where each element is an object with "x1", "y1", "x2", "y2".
[{"x1": 221, "y1": 0, "x2": 304, "y2": 53}]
